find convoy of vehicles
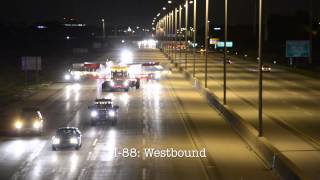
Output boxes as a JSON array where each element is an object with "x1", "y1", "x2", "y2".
[
  {"x1": 15, "y1": 55, "x2": 164, "y2": 151},
  {"x1": 52, "y1": 127, "x2": 82, "y2": 151},
  {"x1": 102, "y1": 65, "x2": 140, "y2": 92},
  {"x1": 88, "y1": 98, "x2": 119, "y2": 126},
  {"x1": 13, "y1": 108, "x2": 44, "y2": 135}
]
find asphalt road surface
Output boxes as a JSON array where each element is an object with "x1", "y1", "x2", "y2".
[
  {"x1": 171, "y1": 49, "x2": 320, "y2": 179},
  {"x1": 0, "y1": 48, "x2": 278, "y2": 180}
]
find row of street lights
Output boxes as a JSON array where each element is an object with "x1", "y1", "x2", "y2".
[{"x1": 153, "y1": 0, "x2": 264, "y2": 137}]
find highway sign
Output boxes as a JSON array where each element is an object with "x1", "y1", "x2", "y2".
[
  {"x1": 21, "y1": 56, "x2": 42, "y2": 71},
  {"x1": 217, "y1": 41, "x2": 233, "y2": 48},
  {"x1": 286, "y1": 40, "x2": 310, "y2": 58}
]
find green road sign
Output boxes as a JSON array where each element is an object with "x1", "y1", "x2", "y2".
[{"x1": 286, "y1": 40, "x2": 310, "y2": 58}]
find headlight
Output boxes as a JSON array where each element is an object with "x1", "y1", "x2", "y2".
[
  {"x1": 33, "y1": 121, "x2": 41, "y2": 129},
  {"x1": 52, "y1": 137, "x2": 60, "y2": 144},
  {"x1": 70, "y1": 137, "x2": 78, "y2": 144},
  {"x1": 109, "y1": 110, "x2": 115, "y2": 117},
  {"x1": 73, "y1": 74, "x2": 80, "y2": 80},
  {"x1": 64, "y1": 74, "x2": 71, "y2": 80},
  {"x1": 155, "y1": 73, "x2": 161, "y2": 79},
  {"x1": 123, "y1": 81, "x2": 129, "y2": 86},
  {"x1": 110, "y1": 81, "x2": 115, "y2": 87},
  {"x1": 15, "y1": 121, "x2": 23, "y2": 129},
  {"x1": 91, "y1": 111, "x2": 98, "y2": 117}
]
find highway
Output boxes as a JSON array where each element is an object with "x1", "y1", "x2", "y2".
[
  {"x1": 171, "y1": 49, "x2": 320, "y2": 179},
  {"x1": 0, "y1": 48, "x2": 278, "y2": 180}
]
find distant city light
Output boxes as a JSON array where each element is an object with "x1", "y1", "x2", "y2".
[
  {"x1": 168, "y1": 1, "x2": 172, "y2": 4},
  {"x1": 162, "y1": 7, "x2": 166, "y2": 10},
  {"x1": 37, "y1": 25, "x2": 47, "y2": 29},
  {"x1": 66, "y1": 36, "x2": 70, "y2": 40}
]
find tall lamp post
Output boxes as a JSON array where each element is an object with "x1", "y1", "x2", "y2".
[
  {"x1": 193, "y1": 0, "x2": 197, "y2": 77},
  {"x1": 179, "y1": 5, "x2": 183, "y2": 66},
  {"x1": 185, "y1": 0, "x2": 189, "y2": 70},
  {"x1": 101, "y1": 18, "x2": 106, "y2": 39},
  {"x1": 175, "y1": 8, "x2": 178, "y2": 64},
  {"x1": 258, "y1": 0, "x2": 263, "y2": 137},
  {"x1": 223, "y1": 0, "x2": 228, "y2": 105},
  {"x1": 204, "y1": 0, "x2": 209, "y2": 88}
]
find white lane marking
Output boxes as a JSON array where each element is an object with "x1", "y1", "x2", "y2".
[
  {"x1": 92, "y1": 138, "x2": 98, "y2": 147},
  {"x1": 142, "y1": 168, "x2": 147, "y2": 180},
  {"x1": 86, "y1": 152, "x2": 92, "y2": 161},
  {"x1": 77, "y1": 168, "x2": 86, "y2": 180}
]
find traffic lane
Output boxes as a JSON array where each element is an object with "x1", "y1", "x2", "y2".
[
  {"x1": 0, "y1": 81, "x2": 97, "y2": 179},
  {"x1": 0, "y1": 83, "x2": 68, "y2": 135},
  {"x1": 7, "y1": 81, "x2": 110, "y2": 180},
  {"x1": 135, "y1": 52, "x2": 277, "y2": 179},
  {"x1": 178, "y1": 54, "x2": 320, "y2": 179},
  {"x1": 163, "y1": 68, "x2": 278, "y2": 180},
  {"x1": 0, "y1": 83, "x2": 77, "y2": 179},
  {"x1": 202, "y1": 55, "x2": 320, "y2": 141}
]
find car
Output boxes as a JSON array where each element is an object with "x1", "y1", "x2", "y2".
[
  {"x1": 88, "y1": 99, "x2": 119, "y2": 126},
  {"x1": 64, "y1": 71, "x2": 81, "y2": 82},
  {"x1": 262, "y1": 65, "x2": 272, "y2": 72},
  {"x1": 52, "y1": 127, "x2": 82, "y2": 151},
  {"x1": 13, "y1": 107, "x2": 44, "y2": 135},
  {"x1": 227, "y1": 59, "x2": 233, "y2": 64}
]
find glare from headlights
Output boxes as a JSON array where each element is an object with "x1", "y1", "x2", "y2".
[
  {"x1": 155, "y1": 72, "x2": 161, "y2": 79},
  {"x1": 110, "y1": 81, "x2": 115, "y2": 87},
  {"x1": 109, "y1": 110, "x2": 115, "y2": 117},
  {"x1": 70, "y1": 137, "x2": 78, "y2": 144},
  {"x1": 64, "y1": 74, "x2": 71, "y2": 80},
  {"x1": 33, "y1": 121, "x2": 41, "y2": 129},
  {"x1": 91, "y1": 111, "x2": 98, "y2": 117},
  {"x1": 52, "y1": 137, "x2": 60, "y2": 144},
  {"x1": 15, "y1": 121, "x2": 23, "y2": 129},
  {"x1": 123, "y1": 80, "x2": 129, "y2": 86},
  {"x1": 73, "y1": 74, "x2": 80, "y2": 80}
]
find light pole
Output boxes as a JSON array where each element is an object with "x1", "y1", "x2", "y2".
[
  {"x1": 193, "y1": 0, "x2": 197, "y2": 77},
  {"x1": 169, "y1": 13, "x2": 172, "y2": 59},
  {"x1": 185, "y1": 0, "x2": 189, "y2": 70},
  {"x1": 204, "y1": 0, "x2": 209, "y2": 88},
  {"x1": 223, "y1": 0, "x2": 228, "y2": 105},
  {"x1": 309, "y1": 0, "x2": 313, "y2": 65},
  {"x1": 175, "y1": 8, "x2": 178, "y2": 64},
  {"x1": 179, "y1": 5, "x2": 182, "y2": 66},
  {"x1": 101, "y1": 18, "x2": 106, "y2": 39},
  {"x1": 258, "y1": 0, "x2": 263, "y2": 137}
]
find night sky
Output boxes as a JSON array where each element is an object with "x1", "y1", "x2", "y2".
[{"x1": 0, "y1": 0, "x2": 319, "y2": 27}]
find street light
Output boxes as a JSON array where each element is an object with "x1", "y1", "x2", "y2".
[
  {"x1": 179, "y1": 5, "x2": 183, "y2": 66},
  {"x1": 101, "y1": 18, "x2": 106, "y2": 39},
  {"x1": 204, "y1": 0, "x2": 209, "y2": 88},
  {"x1": 193, "y1": 0, "x2": 197, "y2": 77},
  {"x1": 185, "y1": 0, "x2": 189, "y2": 70},
  {"x1": 175, "y1": 8, "x2": 178, "y2": 64},
  {"x1": 223, "y1": 0, "x2": 228, "y2": 105},
  {"x1": 258, "y1": 0, "x2": 263, "y2": 137}
]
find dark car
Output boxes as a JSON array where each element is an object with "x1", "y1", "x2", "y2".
[
  {"x1": 13, "y1": 107, "x2": 44, "y2": 135},
  {"x1": 88, "y1": 99, "x2": 119, "y2": 126},
  {"x1": 52, "y1": 127, "x2": 82, "y2": 151}
]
